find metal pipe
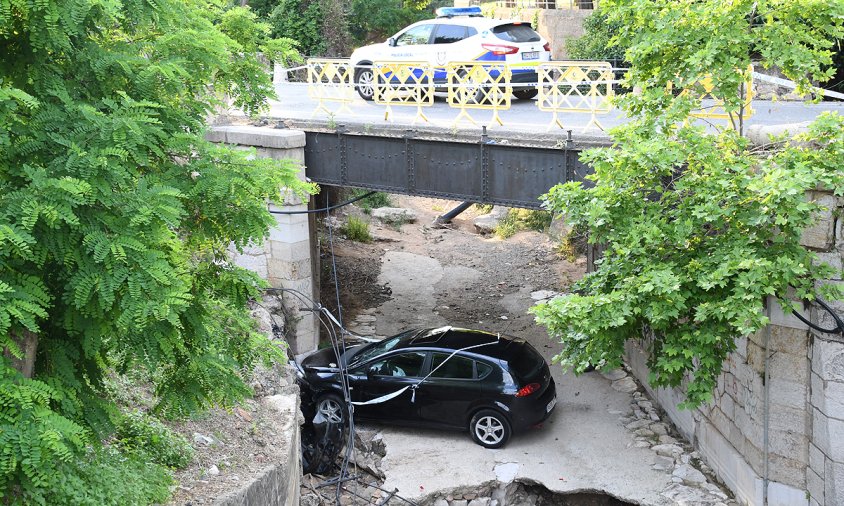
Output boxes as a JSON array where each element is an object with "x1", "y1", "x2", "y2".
[
  {"x1": 763, "y1": 302, "x2": 771, "y2": 505},
  {"x1": 434, "y1": 201, "x2": 474, "y2": 224}
]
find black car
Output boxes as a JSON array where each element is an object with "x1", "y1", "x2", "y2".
[{"x1": 294, "y1": 326, "x2": 557, "y2": 448}]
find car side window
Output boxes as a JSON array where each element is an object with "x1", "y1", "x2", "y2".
[
  {"x1": 430, "y1": 353, "x2": 474, "y2": 379},
  {"x1": 476, "y1": 361, "x2": 493, "y2": 379},
  {"x1": 433, "y1": 24, "x2": 467, "y2": 44},
  {"x1": 395, "y1": 24, "x2": 434, "y2": 46},
  {"x1": 370, "y1": 352, "x2": 426, "y2": 377}
]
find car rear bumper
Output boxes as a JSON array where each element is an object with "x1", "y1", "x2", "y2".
[{"x1": 509, "y1": 376, "x2": 556, "y2": 432}]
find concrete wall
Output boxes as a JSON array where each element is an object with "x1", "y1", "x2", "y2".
[
  {"x1": 206, "y1": 126, "x2": 319, "y2": 355},
  {"x1": 624, "y1": 183, "x2": 844, "y2": 506},
  {"x1": 216, "y1": 393, "x2": 302, "y2": 506}
]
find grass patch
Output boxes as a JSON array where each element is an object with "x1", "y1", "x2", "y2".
[
  {"x1": 495, "y1": 209, "x2": 553, "y2": 239},
  {"x1": 474, "y1": 203, "x2": 494, "y2": 214},
  {"x1": 350, "y1": 189, "x2": 391, "y2": 214},
  {"x1": 342, "y1": 215, "x2": 372, "y2": 242}
]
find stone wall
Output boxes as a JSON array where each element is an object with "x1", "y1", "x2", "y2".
[
  {"x1": 452, "y1": 3, "x2": 591, "y2": 59},
  {"x1": 207, "y1": 125, "x2": 319, "y2": 356},
  {"x1": 624, "y1": 183, "x2": 844, "y2": 506},
  {"x1": 216, "y1": 391, "x2": 302, "y2": 506}
]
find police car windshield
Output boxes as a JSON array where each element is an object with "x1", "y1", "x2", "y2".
[{"x1": 492, "y1": 23, "x2": 540, "y2": 43}]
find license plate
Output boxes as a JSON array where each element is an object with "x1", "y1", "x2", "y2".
[
  {"x1": 522, "y1": 51, "x2": 539, "y2": 61},
  {"x1": 546, "y1": 396, "x2": 557, "y2": 413}
]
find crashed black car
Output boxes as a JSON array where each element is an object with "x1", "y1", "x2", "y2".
[{"x1": 294, "y1": 326, "x2": 556, "y2": 448}]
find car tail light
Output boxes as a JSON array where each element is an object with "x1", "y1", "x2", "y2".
[
  {"x1": 543, "y1": 42, "x2": 551, "y2": 52},
  {"x1": 515, "y1": 382, "x2": 541, "y2": 397},
  {"x1": 482, "y1": 43, "x2": 519, "y2": 55}
]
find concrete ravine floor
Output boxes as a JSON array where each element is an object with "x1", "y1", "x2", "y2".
[
  {"x1": 366, "y1": 253, "x2": 672, "y2": 505},
  {"x1": 334, "y1": 196, "x2": 734, "y2": 505}
]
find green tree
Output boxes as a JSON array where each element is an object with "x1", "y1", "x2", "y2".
[
  {"x1": 532, "y1": 0, "x2": 844, "y2": 408},
  {"x1": 0, "y1": 0, "x2": 314, "y2": 502},
  {"x1": 269, "y1": 0, "x2": 327, "y2": 56}
]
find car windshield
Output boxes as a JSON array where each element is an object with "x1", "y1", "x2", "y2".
[
  {"x1": 348, "y1": 330, "x2": 418, "y2": 367},
  {"x1": 492, "y1": 23, "x2": 540, "y2": 43}
]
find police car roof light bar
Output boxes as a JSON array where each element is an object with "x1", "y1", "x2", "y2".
[{"x1": 435, "y1": 6, "x2": 483, "y2": 18}]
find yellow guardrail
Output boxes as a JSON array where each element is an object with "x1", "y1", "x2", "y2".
[
  {"x1": 372, "y1": 61, "x2": 434, "y2": 123},
  {"x1": 307, "y1": 58, "x2": 355, "y2": 117},
  {"x1": 684, "y1": 66, "x2": 754, "y2": 125},
  {"x1": 537, "y1": 62, "x2": 614, "y2": 131},
  {"x1": 446, "y1": 62, "x2": 512, "y2": 126}
]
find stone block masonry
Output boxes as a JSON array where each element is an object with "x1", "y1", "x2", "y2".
[
  {"x1": 208, "y1": 126, "x2": 319, "y2": 356},
  {"x1": 624, "y1": 129, "x2": 844, "y2": 506}
]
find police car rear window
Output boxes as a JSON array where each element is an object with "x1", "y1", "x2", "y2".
[{"x1": 492, "y1": 23, "x2": 540, "y2": 43}]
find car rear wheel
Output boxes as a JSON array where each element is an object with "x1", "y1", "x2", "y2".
[
  {"x1": 470, "y1": 409, "x2": 511, "y2": 449},
  {"x1": 316, "y1": 393, "x2": 347, "y2": 425},
  {"x1": 512, "y1": 88, "x2": 538, "y2": 100},
  {"x1": 355, "y1": 66, "x2": 375, "y2": 101}
]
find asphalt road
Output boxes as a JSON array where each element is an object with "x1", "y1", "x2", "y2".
[{"x1": 265, "y1": 82, "x2": 844, "y2": 136}]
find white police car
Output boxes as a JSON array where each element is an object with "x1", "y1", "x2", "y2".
[{"x1": 349, "y1": 6, "x2": 551, "y2": 101}]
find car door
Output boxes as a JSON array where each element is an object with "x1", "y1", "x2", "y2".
[
  {"x1": 430, "y1": 24, "x2": 473, "y2": 82},
  {"x1": 348, "y1": 351, "x2": 426, "y2": 422},
  {"x1": 389, "y1": 23, "x2": 436, "y2": 63},
  {"x1": 416, "y1": 352, "x2": 484, "y2": 429}
]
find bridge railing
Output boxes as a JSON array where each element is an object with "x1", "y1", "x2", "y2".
[{"x1": 301, "y1": 59, "x2": 754, "y2": 130}]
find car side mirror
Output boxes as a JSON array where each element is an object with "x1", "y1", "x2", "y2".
[
  {"x1": 387, "y1": 37, "x2": 396, "y2": 47},
  {"x1": 367, "y1": 365, "x2": 378, "y2": 378}
]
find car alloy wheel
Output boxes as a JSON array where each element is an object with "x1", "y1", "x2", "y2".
[
  {"x1": 316, "y1": 394, "x2": 346, "y2": 424},
  {"x1": 355, "y1": 67, "x2": 375, "y2": 101},
  {"x1": 470, "y1": 409, "x2": 511, "y2": 449}
]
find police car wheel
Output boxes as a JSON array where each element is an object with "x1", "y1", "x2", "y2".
[
  {"x1": 513, "y1": 88, "x2": 538, "y2": 100},
  {"x1": 355, "y1": 67, "x2": 375, "y2": 101}
]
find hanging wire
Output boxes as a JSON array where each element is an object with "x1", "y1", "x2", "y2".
[{"x1": 790, "y1": 298, "x2": 844, "y2": 335}]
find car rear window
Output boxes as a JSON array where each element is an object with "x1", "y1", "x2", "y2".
[
  {"x1": 492, "y1": 23, "x2": 540, "y2": 43},
  {"x1": 508, "y1": 342, "x2": 544, "y2": 380}
]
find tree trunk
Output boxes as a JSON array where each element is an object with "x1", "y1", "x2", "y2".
[{"x1": 4, "y1": 330, "x2": 38, "y2": 378}]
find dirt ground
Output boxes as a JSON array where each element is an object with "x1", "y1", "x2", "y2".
[{"x1": 320, "y1": 194, "x2": 584, "y2": 340}]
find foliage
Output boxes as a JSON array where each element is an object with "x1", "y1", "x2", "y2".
[
  {"x1": 348, "y1": 0, "x2": 434, "y2": 44},
  {"x1": 566, "y1": 10, "x2": 625, "y2": 61},
  {"x1": 532, "y1": 0, "x2": 844, "y2": 408},
  {"x1": 342, "y1": 216, "x2": 373, "y2": 243},
  {"x1": 495, "y1": 209, "x2": 552, "y2": 239},
  {"x1": 49, "y1": 447, "x2": 173, "y2": 506},
  {"x1": 269, "y1": 0, "x2": 327, "y2": 56},
  {"x1": 114, "y1": 411, "x2": 194, "y2": 469},
  {"x1": 0, "y1": 0, "x2": 315, "y2": 501},
  {"x1": 351, "y1": 190, "x2": 392, "y2": 214}
]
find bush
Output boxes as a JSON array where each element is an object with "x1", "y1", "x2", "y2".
[
  {"x1": 351, "y1": 189, "x2": 392, "y2": 214},
  {"x1": 495, "y1": 209, "x2": 553, "y2": 239},
  {"x1": 566, "y1": 9, "x2": 626, "y2": 61},
  {"x1": 342, "y1": 216, "x2": 372, "y2": 242},
  {"x1": 49, "y1": 447, "x2": 173, "y2": 506},
  {"x1": 114, "y1": 411, "x2": 194, "y2": 469}
]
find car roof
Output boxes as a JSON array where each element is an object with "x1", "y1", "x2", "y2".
[
  {"x1": 410, "y1": 16, "x2": 526, "y2": 31},
  {"x1": 393, "y1": 326, "x2": 528, "y2": 360}
]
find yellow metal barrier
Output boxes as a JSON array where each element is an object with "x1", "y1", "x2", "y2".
[
  {"x1": 307, "y1": 58, "x2": 355, "y2": 117},
  {"x1": 684, "y1": 66, "x2": 754, "y2": 125},
  {"x1": 372, "y1": 61, "x2": 434, "y2": 123},
  {"x1": 446, "y1": 62, "x2": 512, "y2": 126},
  {"x1": 537, "y1": 62, "x2": 614, "y2": 131}
]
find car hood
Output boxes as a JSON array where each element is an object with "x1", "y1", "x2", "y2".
[{"x1": 300, "y1": 344, "x2": 366, "y2": 370}]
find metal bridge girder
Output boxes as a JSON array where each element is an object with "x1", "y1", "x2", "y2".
[{"x1": 302, "y1": 129, "x2": 593, "y2": 209}]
